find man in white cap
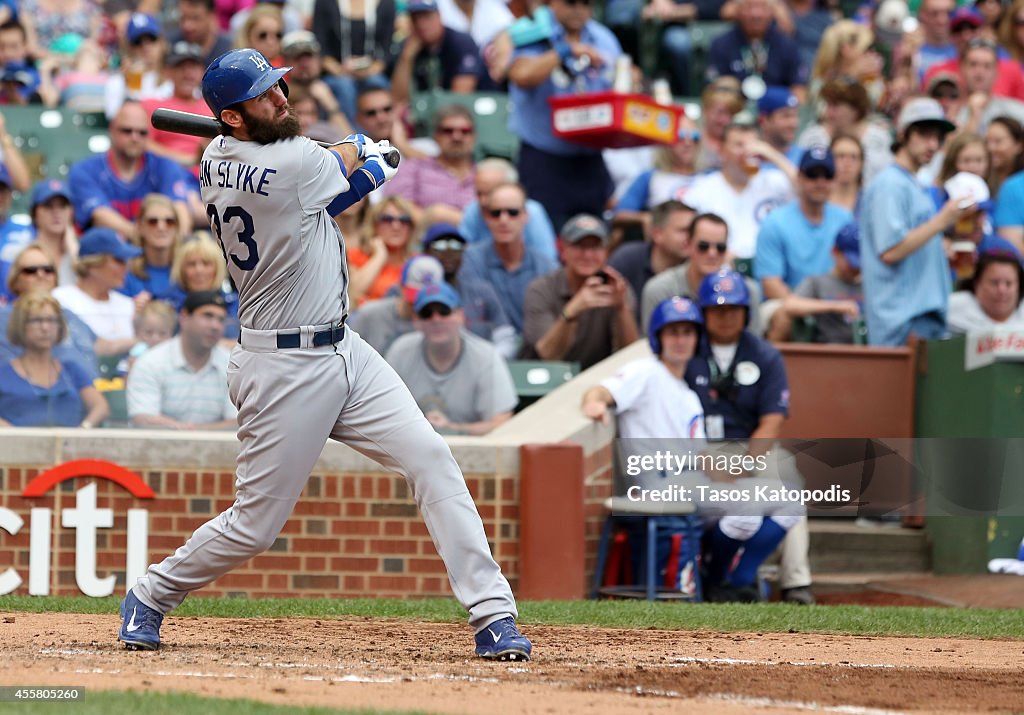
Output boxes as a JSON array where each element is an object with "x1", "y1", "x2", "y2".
[
  {"x1": 350, "y1": 254, "x2": 445, "y2": 357},
  {"x1": 859, "y1": 97, "x2": 971, "y2": 346}
]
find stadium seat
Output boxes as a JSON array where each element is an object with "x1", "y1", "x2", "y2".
[
  {"x1": 100, "y1": 388, "x2": 130, "y2": 427},
  {"x1": 507, "y1": 360, "x2": 579, "y2": 411},
  {"x1": 3, "y1": 107, "x2": 110, "y2": 214},
  {"x1": 96, "y1": 354, "x2": 127, "y2": 379},
  {"x1": 592, "y1": 500, "x2": 703, "y2": 601},
  {"x1": 689, "y1": 21, "x2": 731, "y2": 91}
]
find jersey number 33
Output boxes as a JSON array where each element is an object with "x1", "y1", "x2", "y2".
[{"x1": 207, "y1": 203, "x2": 258, "y2": 270}]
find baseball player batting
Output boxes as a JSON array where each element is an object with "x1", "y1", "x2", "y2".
[{"x1": 117, "y1": 48, "x2": 531, "y2": 661}]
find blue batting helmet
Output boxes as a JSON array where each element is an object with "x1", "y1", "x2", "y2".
[
  {"x1": 697, "y1": 269, "x2": 750, "y2": 309},
  {"x1": 202, "y1": 49, "x2": 291, "y2": 118},
  {"x1": 648, "y1": 295, "x2": 703, "y2": 354}
]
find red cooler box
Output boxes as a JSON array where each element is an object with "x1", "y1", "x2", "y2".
[{"x1": 548, "y1": 92, "x2": 684, "y2": 149}]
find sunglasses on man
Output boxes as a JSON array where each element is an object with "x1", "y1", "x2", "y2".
[{"x1": 417, "y1": 304, "x2": 453, "y2": 320}]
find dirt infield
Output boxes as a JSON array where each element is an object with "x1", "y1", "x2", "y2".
[{"x1": 3, "y1": 614, "x2": 1023, "y2": 714}]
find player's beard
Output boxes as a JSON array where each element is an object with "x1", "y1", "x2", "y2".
[{"x1": 239, "y1": 103, "x2": 301, "y2": 144}]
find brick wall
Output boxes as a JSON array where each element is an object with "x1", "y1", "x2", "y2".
[{"x1": 0, "y1": 459, "x2": 526, "y2": 599}]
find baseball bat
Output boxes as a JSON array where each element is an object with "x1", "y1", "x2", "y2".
[{"x1": 150, "y1": 108, "x2": 401, "y2": 168}]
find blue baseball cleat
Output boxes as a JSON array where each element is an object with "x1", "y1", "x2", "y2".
[
  {"x1": 118, "y1": 589, "x2": 163, "y2": 651},
  {"x1": 474, "y1": 617, "x2": 532, "y2": 661}
]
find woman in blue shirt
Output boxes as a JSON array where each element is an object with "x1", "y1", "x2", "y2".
[
  {"x1": 122, "y1": 193, "x2": 183, "y2": 304},
  {"x1": 0, "y1": 292, "x2": 108, "y2": 427}
]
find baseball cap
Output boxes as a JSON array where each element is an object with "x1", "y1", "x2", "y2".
[
  {"x1": 30, "y1": 179, "x2": 71, "y2": 210},
  {"x1": 126, "y1": 13, "x2": 162, "y2": 44},
  {"x1": 422, "y1": 222, "x2": 466, "y2": 247},
  {"x1": 799, "y1": 146, "x2": 836, "y2": 178},
  {"x1": 950, "y1": 7, "x2": 983, "y2": 30},
  {"x1": 414, "y1": 281, "x2": 461, "y2": 313},
  {"x1": 897, "y1": 97, "x2": 956, "y2": 135},
  {"x1": 834, "y1": 222, "x2": 861, "y2": 270},
  {"x1": 944, "y1": 171, "x2": 994, "y2": 212},
  {"x1": 78, "y1": 227, "x2": 143, "y2": 261},
  {"x1": 0, "y1": 163, "x2": 11, "y2": 189},
  {"x1": 400, "y1": 254, "x2": 444, "y2": 303},
  {"x1": 757, "y1": 86, "x2": 798, "y2": 116},
  {"x1": 978, "y1": 235, "x2": 1024, "y2": 263},
  {"x1": 281, "y1": 30, "x2": 321, "y2": 58},
  {"x1": 165, "y1": 41, "x2": 203, "y2": 67},
  {"x1": 408, "y1": 0, "x2": 439, "y2": 13},
  {"x1": 561, "y1": 214, "x2": 609, "y2": 245},
  {"x1": 926, "y1": 71, "x2": 961, "y2": 96},
  {"x1": 1, "y1": 62, "x2": 34, "y2": 86},
  {"x1": 183, "y1": 290, "x2": 228, "y2": 313}
]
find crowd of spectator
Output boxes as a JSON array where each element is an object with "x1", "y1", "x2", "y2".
[{"x1": 0, "y1": 0, "x2": 1023, "y2": 440}]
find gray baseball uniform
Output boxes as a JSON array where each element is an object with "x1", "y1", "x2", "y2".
[{"x1": 131, "y1": 133, "x2": 518, "y2": 631}]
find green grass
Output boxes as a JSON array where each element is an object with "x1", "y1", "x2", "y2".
[
  {"x1": 1, "y1": 595, "x2": 1022, "y2": 640},
  {"x1": 1, "y1": 690, "x2": 427, "y2": 715}
]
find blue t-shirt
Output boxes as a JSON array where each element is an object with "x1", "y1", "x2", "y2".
[
  {"x1": 916, "y1": 43, "x2": 957, "y2": 84},
  {"x1": 0, "y1": 305, "x2": 98, "y2": 379},
  {"x1": 615, "y1": 169, "x2": 701, "y2": 212},
  {"x1": 859, "y1": 163, "x2": 951, "y2": 346},
  {"x1": 508, "y1": 19, "x2": 622, "y2": 155},
  {"x1": 122, "y1": 264, "x2": 175, "y2": 301},
  {"x1": 0, "y1": 217, "x2": 36, "y2": 303},
  {"x1": 706, "y1": 26, "x2": 807, "y2": 88},
  {"x1": 994, "y1": 171, "x2": 1024, "y2": 229},
  {"x1": 0, "y1": 358, "x2": 92, "y2": 426},
  {"x1": 684, "y1": 332, "x2": 790, "y2": 440},
  {"x1": 459, "y1": 198, "x2": 558, "y2": 260},
  {"x1": 754, "y1": 201, "x2": 853, "y2": 290},
  {"x1": 457, "y1": 241, "x2": 558, "y2": 332},
  {"x1": 68, "y1": 152, "x2": 190, "y2": 228}
]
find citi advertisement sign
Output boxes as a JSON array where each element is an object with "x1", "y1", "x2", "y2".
[{"x1": 0, "y1": 460, "x2": 154, "y2": 596}]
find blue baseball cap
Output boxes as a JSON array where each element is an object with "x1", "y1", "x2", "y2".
[
  {"x1": 1, "y1": 61, "x2": 35, "y2": 86},
  {"x1": 408, "y1": 0, "x2": 439, "y2": 13},
  {"x1": 422, "y1": 222, "x2": 466, "y2": 247},
  {"x1": 79, "y1": 227, "x2": 143, "y2": 261},
  {"x1": 0, "y1": 162, "x2": 11, "y2": 188},
  {"x1": 757, "y1": 86, "x2": 798, "y2": 116},
  {"x1": 978, "y1": 235, "x2": 1024, "y2": 264},
  {"x1": 950, "y1": 7, "x2": 983, "y2": 30},
  {"x1": 30, "y1": 179, "x2": 71, "y2": 210},
  {"x1": 799, "y1": 146, "x2": 836, "y2": 178},
  {"x1": 834, "y1": 222, "x2": 860, "y2": 270},
  {"x1": 414, "y1": 281, "x2": 461, "y2": 313},
  {"x1": 126, "y1": 13, "x2": 162, "y2": 44}
]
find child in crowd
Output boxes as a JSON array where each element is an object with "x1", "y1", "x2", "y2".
[
  {"x1": 781, "y1": 222, "x2": 865, "y2": 344},
  {"x1": 127, "y1": 299, "x2": 176, "y2": 370}
]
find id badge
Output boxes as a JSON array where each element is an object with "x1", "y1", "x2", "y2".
[{"x1": 705, "y1": 414, "x2": 725, "y2": 441}]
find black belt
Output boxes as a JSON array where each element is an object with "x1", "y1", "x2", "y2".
[{"x1": 275, "y1": 323, "x2": 346, "y2": 349}]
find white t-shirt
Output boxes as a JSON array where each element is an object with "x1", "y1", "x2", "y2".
[
  {"x1": 52, "y1": 284, "x2": 134, "y2": 341},
  {"x1": 684, "y1": 170, "x2": 795, "y2": 259},
  {"x1": 602, "y1": 357, "x2": 705, "y2": 440},
  {"x1": 947, "y1": 291, "x2": 1024, "y2": 335},
  {"x1": 436, "y1": 0, "x2": 514, "y2": 47}
]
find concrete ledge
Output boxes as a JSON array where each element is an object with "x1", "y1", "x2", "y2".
[
  {"x1": 0, "y1": 429, "x2": 521, "y2": 478},
  {"x1": 492, "y1": 340, "x2": 649, "y2": 455}
]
